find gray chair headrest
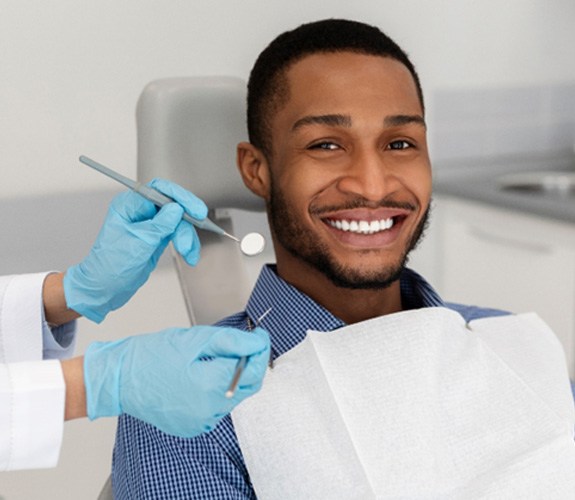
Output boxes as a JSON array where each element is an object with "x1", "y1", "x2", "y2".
[{"x1": 136, "y1": 76, "x2": 265, "y2": 212}]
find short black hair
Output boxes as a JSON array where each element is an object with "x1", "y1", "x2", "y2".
[{"x1": 247, "y1": 18, "x2": 424, "y2": 158}]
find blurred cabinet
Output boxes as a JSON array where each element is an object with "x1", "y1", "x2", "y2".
[{"x1": 432, "y1": 196, "x2": 575, "y2": 378}]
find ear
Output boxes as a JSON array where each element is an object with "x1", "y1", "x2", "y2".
[{"x1": 236, "y1": 142, "x2": 271, "y2": 201}]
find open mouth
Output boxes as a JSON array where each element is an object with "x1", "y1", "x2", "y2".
[
  {"x1": 324, "y1": 216, "x2": 403, "y2": 235},
  {"x1": 317, "y1": 205, "x2": 414, "y2": 248}
]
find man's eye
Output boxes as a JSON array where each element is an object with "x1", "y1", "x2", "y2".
[
  {"x1": 388, "y1": 140, "x2": 412, "y2": 150},
  {"x1": 309, "y1": 142, "x2": 340, "y2": 151}
]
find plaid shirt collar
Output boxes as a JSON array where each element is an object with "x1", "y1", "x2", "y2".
[{"x1": 245, "y1": 264, "x2": 445, "y2": 359}]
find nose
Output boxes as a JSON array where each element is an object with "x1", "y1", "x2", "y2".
[{"x1": 336, "y1": 148, "x2": 400, "y2": 201}]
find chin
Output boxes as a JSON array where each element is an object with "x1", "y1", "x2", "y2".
[{"x1": 313, "y1": 253, "x2": 407, "y2": 290}]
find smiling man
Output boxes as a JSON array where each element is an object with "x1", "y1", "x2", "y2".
[
  {"x1": 237, "y1": 48, "x2": 432, "y2": 324},
  {"x1": 110, "y1": 19, "x2": 573, "y2": 499}
]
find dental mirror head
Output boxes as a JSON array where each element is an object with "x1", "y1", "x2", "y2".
[{"x1": 240, "y1": 232, "x2": 266, "y2": 257}]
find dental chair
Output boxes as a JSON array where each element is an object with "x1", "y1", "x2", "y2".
[
  {"x1": 97, "y1": 76, "x2": 274, "y2": 500},
  {"x1": 137, "y1": 76, "x2": 273, "y2": 325}
]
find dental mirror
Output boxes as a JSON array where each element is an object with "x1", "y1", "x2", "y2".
[{"x1": 240, "y1": 232, "x2": 266, "y2": 257}]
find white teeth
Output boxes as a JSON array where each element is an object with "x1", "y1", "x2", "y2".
[{"x1": 327, "y1": 218, "x2": 395, "y2": 234}]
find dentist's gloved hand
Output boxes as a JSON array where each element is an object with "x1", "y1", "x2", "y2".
[
  {"x1": 84, "y1": 325, "x2": 270, "y2": 438},
  {"x1": 64, "y1": 179, "x2": 207, "y2": 323}
]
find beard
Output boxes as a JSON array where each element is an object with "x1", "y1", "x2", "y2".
[{"x1": 268, "y1": 185, "x2": 430, "y2": 290}]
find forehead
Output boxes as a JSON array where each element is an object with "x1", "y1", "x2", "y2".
[{"x1": 276, "y1": 51, "x2": 423, "y2": 125}]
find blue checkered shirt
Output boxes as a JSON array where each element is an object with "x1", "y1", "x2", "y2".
[{"x1": 111, "y1": 265, "x2": 508, "y2": 499}]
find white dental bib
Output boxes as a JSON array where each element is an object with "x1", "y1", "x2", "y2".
[{"x1": 232, "y1": 308, "x2": 575, "y2": 499}]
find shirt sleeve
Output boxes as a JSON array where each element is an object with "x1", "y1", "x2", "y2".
[
  {"x1": 41, "y1": 304, "x2": 77, "y2": 360},
  {"x1": 0, "y1": 359, "x2": 65, "y2": 470}
]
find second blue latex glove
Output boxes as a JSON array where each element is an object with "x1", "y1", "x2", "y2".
[
  {"x1": 64, "y1": 179, "x2": 207, "y2": 323},
  {"x1": 84, "y1": 325, "x2": 271, "y2": 438}
]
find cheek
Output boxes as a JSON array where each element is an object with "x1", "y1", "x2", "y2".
[
  {"x1": 405, "y1": 165, "x2": 432, "y2": 207},
  {"x1": 270, "y1": 170, "x2": 308, "y2": 217},
  {"x1": 278, "y1": 168, "x2": 332, "y2": 210},
  {"x1": 420, "y1": 175, "x2": 433, "y2": 203}
]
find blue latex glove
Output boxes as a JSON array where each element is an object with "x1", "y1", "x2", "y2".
[
  {"x1": 64, "y1": 179, "x2": 207, "y2": 323},
  {"x1": 84, "y1": 326, "x2": 270, "y2": 438}
]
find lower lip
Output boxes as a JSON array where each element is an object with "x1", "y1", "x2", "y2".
[{"x1": 322, "y1": 217, "x2": 406, "y2": 248}]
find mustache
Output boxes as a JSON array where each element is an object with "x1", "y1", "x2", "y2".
[{"x1": 309, "y1": 197, "x2": 416, "y2": 216}]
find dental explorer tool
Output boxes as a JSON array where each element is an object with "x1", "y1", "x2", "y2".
[
  {"x1": 225, "y1": 307, "x2": 273, "y2": 398},
  {"x1": 79, "y1": 156, "x2": 266, "y2": 256}
]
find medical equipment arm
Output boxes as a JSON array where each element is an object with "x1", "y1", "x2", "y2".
[
  {"x1": 82, "y1": 325, "x2": 270, "y2": 437},
  {"x1": 63, "y1": 181, "x2": 207, "y2": 323}
]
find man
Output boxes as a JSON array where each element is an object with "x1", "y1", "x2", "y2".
[
  {"x1": 111, "y1": 19, "x2": 571, "y2": 499},
  {"x1": 1, "y1": 178, "x2": 269, "y2": 471}
]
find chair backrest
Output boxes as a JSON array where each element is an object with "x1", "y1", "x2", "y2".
[{"x1": 137, "y1": 77, "x2": 274, "y2": 325}]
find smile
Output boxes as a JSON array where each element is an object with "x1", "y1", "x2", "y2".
[{"x1": 325, "y1": 217, "x2": 395, "y2": 234}]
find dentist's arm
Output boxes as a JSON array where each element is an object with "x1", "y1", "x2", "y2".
[
  {"x1": 43, "y1": 272, "x2": 80, "y2": 327},
  {"x1": 2, "y1": 180, "x2": 256, "y2": 471},
  {"x1": 61, "y1": 326, "x2": 270, "y2": 437},
  {"x1": 63, "y1": 178, "x2": 207, "y2": 323},
  {"x1": 42, "y1": 178, "x2": 206, "y2": 327},
  {"x1": 61, "y1": 356, "x2": 85, "y2": 419}
]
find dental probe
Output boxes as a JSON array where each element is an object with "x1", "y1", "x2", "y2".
[
  {"x1": 225, "y1": 307, "x2": 273, "y2": 399},
  {"x1": 79, "y1": 155, "x2": 240, "y2": 243},
  {"x1": 79, "y1": 156, "x2": 267, "y2": 257}
]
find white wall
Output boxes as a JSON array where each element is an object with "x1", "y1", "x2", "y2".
[
  {"x1": 1, "y1": 0, "x2": 574, "y2": 201},
  {"x1": 1, "y1": 1, "x2": 574, "y2": 498}
]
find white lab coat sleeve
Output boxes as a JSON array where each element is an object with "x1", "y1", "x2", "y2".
[
  {"x1": 0, "y1": 272, "x2": 76, "y2": 362},
  {"x1": 0, "y1": 273, "x2": 76, "y2": 470},
  {"x1": 0, "y1": 360, "x2": 65, "y2": 470}
]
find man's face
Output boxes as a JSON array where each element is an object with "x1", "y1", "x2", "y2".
[{"x1": 264, "y1": 52, "x2": 432, "y2": 289}]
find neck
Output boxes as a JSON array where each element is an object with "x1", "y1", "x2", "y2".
[{"x1": 275, "y1": 259, "x2": 403, "y2": 325}]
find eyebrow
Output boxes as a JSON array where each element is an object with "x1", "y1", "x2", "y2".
[
  {"x1": 291, "y1": 113, "x2": 426, "y2": 133},
  {"x1": 384, "y1": 114, "x2": 426, "y2": 128},
  {"x1": 291, "y1": 114, "x2": 351, "y2": 132}
]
